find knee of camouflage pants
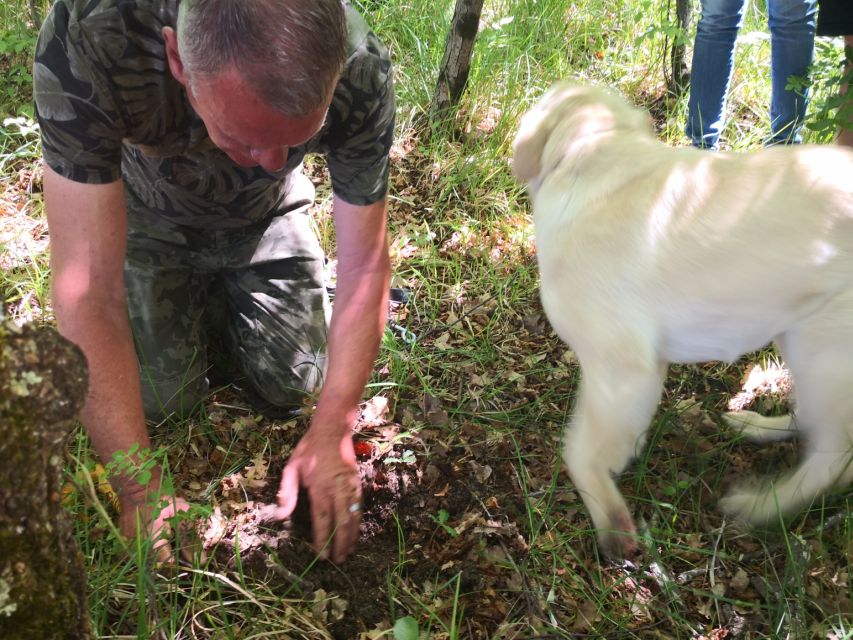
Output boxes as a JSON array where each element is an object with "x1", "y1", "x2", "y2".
[
  {"x1": 221, "y1": 216, "x2": 330, "y2": 409},
  {"x1": 139, "y1": 360, "x2": 209, "y2": 421},
  {"x1": 125, "y1": 171, "x2": 329, "y2": 420}
]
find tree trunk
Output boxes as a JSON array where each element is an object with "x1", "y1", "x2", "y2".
[
  {"x1": 0, "y1": 320, "x2": 92, "y2": 640},
  {"x1": 29, "y1": 0, "x2": 42, "y2": 31},
  {"x1": 668, "y1": 0, "x2": 692, "y2": 96},
  {"x1": 430, "y1": 0, "x2": 485, "y2": 125}
]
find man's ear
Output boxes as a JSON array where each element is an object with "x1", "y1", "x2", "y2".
[{"x1": 162, "y1": 26, "x2": 188, "y2": 86}]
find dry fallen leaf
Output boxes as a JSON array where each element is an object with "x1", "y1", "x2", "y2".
[
  {"x1": 561, "y1": 349, "x2": 578, "y2": 365},
  {"x1": 361, "y1": 394, "x2": 391, "y2": 425},
  {"x1": 423, "y1": 393, "x2": 450, "y2": 427},
  {"x1": 202, "y1": 506, "x2": 227, "y2": 548},
  {"x1": 727, "y1": 362, "x2": 792, "y2": 411},
  {"x1": 311, "y1": 589, "x2": 348, "y2": 623},
  {"x1": 434, "y1": 331, "x2": 451, "y2": 350},
  {"x1": 730, "y1": 568, "x2": 750, "y2": 592},
  {"x1": 468, "y1": 460, "x2": 493, "y2": 484},
  {"x1": 470, "y1": 372, "x2": 491, "y2": 387},
  {"x1": 242, "y1": 453, "x2": 268, "y2": 488},
  {"x1": 505, "y1": 571, "x2": 524, "y2": 591},
  {"x1": 572, "y1": 599, "x2": 601, "y2": 632}
]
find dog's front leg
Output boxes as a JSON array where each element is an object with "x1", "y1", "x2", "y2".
[{"x1": 564, "y1": 356, "x2": 666, "y2": 559}]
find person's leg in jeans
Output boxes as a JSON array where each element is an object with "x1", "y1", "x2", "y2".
[
  {"x1": 766, "y1": 0, "x2": 817, "y2": 145},
  {"x1": 687, "y1": 0, "x2": 748, "y2": 149}
]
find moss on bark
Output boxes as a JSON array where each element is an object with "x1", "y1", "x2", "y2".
[{"x1": 0, "y1": 320, "x2": 92, "y2": 640}]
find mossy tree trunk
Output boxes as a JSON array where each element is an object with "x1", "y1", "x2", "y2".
[
  {"x1": 430, "y1": 0, "x2": 485, "y2": 124},
  {"x1": 0, "y1": 319, "x2": 92, "y2": 640}
]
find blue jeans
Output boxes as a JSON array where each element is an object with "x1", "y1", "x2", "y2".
[{"x1": 686, "y1": 0, "x2": 817, "y2": 149}]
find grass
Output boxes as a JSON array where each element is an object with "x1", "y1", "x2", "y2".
[
  {"x1": 3, "y1": 0, "x2": 853, "y2": 638},
  {"x1": 0, "y1": 114, "x2": 48, "y2": 323}
]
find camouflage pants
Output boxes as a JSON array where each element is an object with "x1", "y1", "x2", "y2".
[{"x1": 124, "y1": 173, "x2": 330, "y2": 420}]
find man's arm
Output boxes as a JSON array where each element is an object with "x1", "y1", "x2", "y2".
[
  {"x1": 276, "y1": 195, "x2": 390, "y2": 563},
  {"x1": 316, "y1": 196, "x2": 390, "y2": 433},
  {"x1": 43, "y1": 165, "x2": 187, "y2": 556}
]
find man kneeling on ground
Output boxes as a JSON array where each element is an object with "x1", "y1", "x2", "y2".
[{"x1": 34, "y1": 0, "x2": 395, "y2": 563}]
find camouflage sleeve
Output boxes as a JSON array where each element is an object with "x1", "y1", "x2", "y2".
[
  {"x1": 323, "y1": 20, "x2": 395, "y2": 206},
  {"x1": 33, "y1": 1, "x2": 126, "y2": 184}
]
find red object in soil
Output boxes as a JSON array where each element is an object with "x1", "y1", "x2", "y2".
[{"x1": 353, "y1": 440, "x2": 374, "y2": 458}]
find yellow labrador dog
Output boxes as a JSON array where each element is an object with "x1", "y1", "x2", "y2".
[{"x1": 512, "y1": 80, "x2": 853, "y2": 558}]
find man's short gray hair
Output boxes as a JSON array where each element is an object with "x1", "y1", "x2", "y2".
[{"x1": 176, "y1": 0, "x2": 347, "y2": 117}]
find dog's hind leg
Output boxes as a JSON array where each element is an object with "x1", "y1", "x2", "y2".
[
  {"x1": 563, "y1": 351, "x2": 666, "y2": 559},
  {"x1": 720, "y1": 435, "x2": 853, "y2": 525},
  {"x1": 721, "y1": 294, "x2": 853, "y2": 524},
  {"x1": 722, "y1": 411, "x2": 797, "y2": 443}
]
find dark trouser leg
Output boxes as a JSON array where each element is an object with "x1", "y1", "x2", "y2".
[
  {"x1": 219, "y1": 173, "x2": 330, "y2": 409},
  {"x1": 124, "y1": 194, "x2": 211, "y2": 421}
]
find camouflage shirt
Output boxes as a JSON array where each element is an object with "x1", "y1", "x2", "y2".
[{"x1": 34, "y1": 0, "x2": 395, "y2": 228}]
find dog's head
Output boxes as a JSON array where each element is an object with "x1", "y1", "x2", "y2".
[{"x1": 512, "y1": 80, "x2": 653, "y2": 186}]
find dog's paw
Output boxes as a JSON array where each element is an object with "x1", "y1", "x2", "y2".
[
  {"x1": 718, "y1": 484, "x2": 783, "y2": 527},
  {"x1": 598, "y1": 530, "x2": 640, "y2": 561},
  {"x1": 718, "y1": 490, "x2": 754, "y2": 523},
  {"x1": 722, "y1": 411, "x2": 796, "y2": 444},
  {"x1": 595, "y1": 511, "x2": 640, "y2": 560}
]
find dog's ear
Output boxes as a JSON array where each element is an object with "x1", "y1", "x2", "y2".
[
  {"x1": 513, "y1": 81, "x2": 654, "y2": 185},
  {"x1": 512, "y1": 82, "x2": 582, "y2": 184}
]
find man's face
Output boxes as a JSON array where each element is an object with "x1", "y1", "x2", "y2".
[{"x1": 185, "y1": 66, "x2": 329, "y2": 173}]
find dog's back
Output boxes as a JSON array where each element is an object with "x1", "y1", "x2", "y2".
[{"x1": 526, "y1": 94, "x2": 853, "y2": 363}]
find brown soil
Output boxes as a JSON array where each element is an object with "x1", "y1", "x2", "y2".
[{"x1": 197, "y1": 395, "x2": 544, "y2": 639}]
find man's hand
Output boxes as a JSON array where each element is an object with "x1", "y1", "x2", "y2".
[
  {"x1": 274, "y1": 426, "x2": 362, "y2": 563},
  {"x1": 117, "y1": 480, "x2": 195, "y2": 565}
]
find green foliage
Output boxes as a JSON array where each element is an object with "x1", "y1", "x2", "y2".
[
  {"x1": 428, "y1": 509, "x2": 459, "y2": 538},
  {"x1": 0, "y1": 112, "x2": 48, "y2": 322},
  {"x1": 0, "y1": 4, "x2": 40, "y2": 116},
  {"x1": 0, "y1": 30, "x2": 35, "y2": 85},
  {"x1": 105, "y1": 445, "x2": 180, "y2": 506},
  {"x1": 633, "y1": 0, "x2": 691, "y2": 49},
  {"x1": 392, "y1": 615, "x2": 419, "y2": 640},
  {"x1": 1, "y1": 115, "x2": 39, "y2": 169},
  {"x1": 802, "y1": 43, "x2": 853, "y2": 140}
]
